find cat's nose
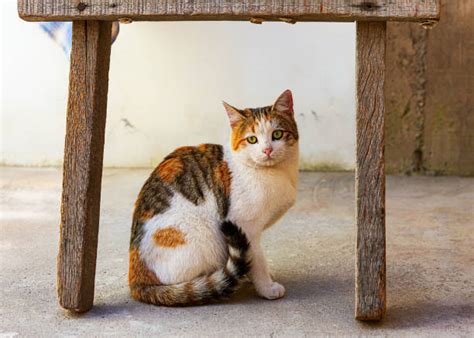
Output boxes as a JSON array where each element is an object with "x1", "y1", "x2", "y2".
[{"x1": 263, "y1": 147, "x2": 273, "y2": 156}]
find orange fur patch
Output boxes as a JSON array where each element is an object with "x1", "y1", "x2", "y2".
[
  {"x1": 129, "y1": 249, "x2": 161, "y2": 286},
  {"x1": 197, "y1": 144, "x2": 208, "y2": 153},
  {"x1": 157, "y1": 157, "x2": 183, "y2": 184},
  {"x1": 231, "y1": 114, "x2": 257, "y2": 151},
  {"x1": 153, "y1": 227, "x2": 186, "y2": 248},
  {"x1": 214, "y1": 161, "x2": 231, "y2": 196},
  {"x1": 231, "y1": 125, "x2": 250, "y2": 151}
]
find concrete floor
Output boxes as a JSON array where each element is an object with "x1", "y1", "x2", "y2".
[{"x1": 0, "y1": 167, "x2": 473, "y2": 337}]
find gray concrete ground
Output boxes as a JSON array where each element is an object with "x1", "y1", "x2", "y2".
[{"x1": 1, "y1": 167, "x2": 473, "y2": 337}]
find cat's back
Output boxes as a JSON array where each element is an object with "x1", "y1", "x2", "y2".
[
  {"x1": 130, "y1": 143, "x2": 234, "y2": 284},
  {"x1": 131, "y1": 143, "x2": 231, "y2": 247},
  {"x1": 136, "y1": 143, "x2": 227, "y2": 205}
]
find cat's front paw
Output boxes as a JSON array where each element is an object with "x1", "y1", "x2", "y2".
[{"x1": 256, "y1": 282, "x2": 285, "y2": 300}]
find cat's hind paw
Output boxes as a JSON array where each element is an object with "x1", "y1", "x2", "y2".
[{"x1": 257, "y1": 282, "x2": 285, "y2": 300}]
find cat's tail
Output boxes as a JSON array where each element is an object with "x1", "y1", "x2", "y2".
[{"x1": 130, "y1": 221, "x2": 251, "y2": 306}]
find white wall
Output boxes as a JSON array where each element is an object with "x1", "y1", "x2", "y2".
[{"x1": 1, "y1": 0, "x2": 356, "y2": 170}]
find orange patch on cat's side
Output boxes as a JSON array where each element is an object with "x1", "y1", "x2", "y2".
[
  {"x1": 153, "y1": 227, "x2": 186, "y2": 248},
  {"x1": 129, "y1": 249, "x2": 161, "y2": 286},
  {"x1": 214, "y1": 161, "x2": 231, "y2": 196},
  {"x1": 157, "y1": 158, "x2": 183, "y2": 184}
]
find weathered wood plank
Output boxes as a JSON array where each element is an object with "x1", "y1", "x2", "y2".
[
  {"x1": 18, "y1": 0, "x2": 439, "y2": 22},
  {"x1": 58, "y1": 20, "x2": 111, "y2": 312},
  {"x1": 355, "y1": 21, "x2": 386, "y2": 321}
]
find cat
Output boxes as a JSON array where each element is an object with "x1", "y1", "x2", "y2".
[{"x1": 129, "y1": 90, "x2": 299, "y2": 306}]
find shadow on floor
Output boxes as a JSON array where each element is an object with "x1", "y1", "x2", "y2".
[{"x1": 357, "y1": 302, "x2": 474, "y2": 330}]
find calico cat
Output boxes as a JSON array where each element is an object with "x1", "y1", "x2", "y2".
[{"x1": 129, "y1": 90, "x2": 299, "y2": 306}]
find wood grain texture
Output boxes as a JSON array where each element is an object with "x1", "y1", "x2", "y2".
[
  {"x1": 355, "y1": 21, "x2": 386, "y2": 321},
  {"x1": 18, "y1": 0, "x2": 440, "y2": 22},
  {"x1": 58, "y1": 20, "x2": 111, "y2": 312}
]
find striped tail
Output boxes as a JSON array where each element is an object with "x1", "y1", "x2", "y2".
[{"x1": 130, "y1": 221, "x2": 250, "y2": 306}]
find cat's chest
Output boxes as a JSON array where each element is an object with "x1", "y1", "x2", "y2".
[{"x1": 228, "y1": 166, "x2": 297, "y2": 228}]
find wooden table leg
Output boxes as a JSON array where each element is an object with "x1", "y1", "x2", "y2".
[
  {"x1": 58, "y1": 21, "x2": 112, "y2": 312},
  {"x1": 355, "y1": 21, "x2": 387, "y2": 321}
]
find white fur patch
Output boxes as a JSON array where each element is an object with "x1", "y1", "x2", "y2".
[
  {"x1": 228, "y1": 246, "x2": 240, "y2": 259},
  {"x1": 225, "y1": 258, "x2": 237, "y2": 276},
  {"x1": 140, "y1": 189, "x2": 227, "y2": 284}
]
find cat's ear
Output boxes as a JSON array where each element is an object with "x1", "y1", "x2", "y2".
[
  {"x1": 223, "y1": 101, "x2": 246, "y2": 127},
  {"x1": 272, "y1": 89, "x2": 294, "y2": 117}
]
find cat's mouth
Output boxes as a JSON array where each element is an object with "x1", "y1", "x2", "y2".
[{"x1": 256, "y1": 157, "x2": 277, "y2": 167}]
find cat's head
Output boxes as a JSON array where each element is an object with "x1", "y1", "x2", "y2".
[{"x1": 224, "y1": 90, "x2": 299, "y2": 167}]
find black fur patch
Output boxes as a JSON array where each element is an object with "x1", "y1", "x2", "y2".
[
  {"x1": 221, "y1": 221, "x2": 250, "y2": 252},
  {"x1": 221, "y1": 221, "x2": 251, "y2": 277}
]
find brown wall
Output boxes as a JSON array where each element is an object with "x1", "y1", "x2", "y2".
[{"x1": 386, "y1": 0, "x2": 474, "y2": 176}]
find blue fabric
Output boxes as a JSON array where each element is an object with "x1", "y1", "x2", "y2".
[
  {"x1": 39, "y1": 22, "x2": 73, "y2": 54},
  {"x1": 39, "y1": 22, "x2": 120, "y2": 56}
]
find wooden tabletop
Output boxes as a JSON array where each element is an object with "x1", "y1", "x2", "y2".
[{"x1": 18, "y1": 0, "x2": 439, "y2": 23}]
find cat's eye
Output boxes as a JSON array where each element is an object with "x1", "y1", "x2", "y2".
[
  {"x1": 246, "y1": 136, "x2": 258, "y2": 144},
  {"x1": 272, "y1": 130, "x2": 284, "y2": 140}
]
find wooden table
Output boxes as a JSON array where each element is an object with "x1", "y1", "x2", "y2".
[{"x1": 18, "y1": 0, "x2": 439, "y2": 320}]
